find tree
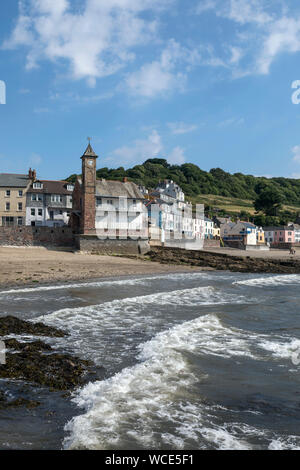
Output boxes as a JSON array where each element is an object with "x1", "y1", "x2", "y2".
[{"x1": 254, "y1": 188, "x2": 284, "y2": 216}]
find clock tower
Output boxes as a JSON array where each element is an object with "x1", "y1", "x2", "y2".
[{"x1": 81, "y1": 141, "x2": 98, "y2": 234}]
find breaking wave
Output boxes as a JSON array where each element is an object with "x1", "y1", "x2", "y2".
[
  {"x1": 234, "y1": 274, "x2": 300, "y2": 288},
  {"x1": 0, "y1": 272, "x2": 213, "y2": 296},
  {"x1": 63, "y1": 314, "x2": 257, "y2": 450},
  {"x1": 36, "y1": 286, "x2": 251, "y2": 366},
  {"x1": 63, "y1": 313, "x2": 300, "y2": 450}
]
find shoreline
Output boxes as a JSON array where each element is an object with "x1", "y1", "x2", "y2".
[
  {"x1": 0, "y1": 246, "x2": 208, "y2": 290},
  {"x1": 0, "y1": 246, "x2": 299, "y2": 290}
]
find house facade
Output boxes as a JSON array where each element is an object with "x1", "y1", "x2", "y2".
[
  {"x1": 205, "y1": 217, "x2": 214, "y2": 239},
  {"x1": 221, "y1": 221, "x2": 261, "y2": 246},
  {"x1": 155, "y1": 180, "x2": 185, "y2": 207},
  {"x1": 26, "y1": 179, "x2": 74, "y2": 227},
  {"x1": 0, "y1": 172, "x2": 31, "y2": 226},
  {"x1": 264, "y1": 226, "x2": 295, "y2": 245},
  {"x1": 72, "y1": 144, "x2": 148, "y2": 239}
]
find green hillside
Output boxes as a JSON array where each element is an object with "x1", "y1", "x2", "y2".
[{"x1": 67, "y1": 158, "x2": 300, "y2": 210}]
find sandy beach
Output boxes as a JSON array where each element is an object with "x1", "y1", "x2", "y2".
[{"x1": 0, "y1": 246, "x2": 203, "y2": 288}]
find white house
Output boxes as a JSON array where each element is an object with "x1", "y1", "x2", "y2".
[
  {"x1": 95, "y1": 180, "x2": 148, "y2": 237},
  {"x1": 205, "y1": 217, "x2": 214, "y2": 239},
  {"x1": 26, "y1": 179, "x2": 74, "y2": 227}
]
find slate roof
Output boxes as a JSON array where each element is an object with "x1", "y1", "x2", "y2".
[
  {"x1": 95, "y1": 180, "x2": 144, "y2": 199},
  {"x1": 0, "y1": 173, "x2": 30, "y2": 188},
  {"x1": 28, "y1": 180, "x2": 73, "y2": 195}
]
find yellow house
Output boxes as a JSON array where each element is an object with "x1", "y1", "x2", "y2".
[
  {"x1": 213, "y1": 225, "x2": 220, "y2": 238},
  {"x1": 0, "y1": 173, "x2": 31, "y2": 226},
  {"x1": 257, "y1": 227, "x2": 265, "y2": 244}
]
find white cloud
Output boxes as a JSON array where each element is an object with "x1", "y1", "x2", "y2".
[
  {"x1": 3, "y1": 0, "x2": 173, "y2": 84},
  {"x1": 109, "y1": 129, "x2": 186, "y2": 166},
  {"x1": 218, "y1": 117, "x2": 244, "y2": 127},
  {"x1": 168, "y1": 146, "x2": 186, "y2": 165},
  {"x1": 195, "y1": 0, "x2": 216, "y2": 15},
  {"x1": 126, "y1": 39, "x2": 200, "y2": 98},
  {"x1": 292, "y1": 145, "x2": 300, "y2": 163},
  {"x1": 256, "y1": 17, "x2": 300, "y2": 75},
  {"x1": 168, "y1": 122, "x2": 198, "y2": 135},
  {"x1": 111, "y1": 130, "x2": 164, "y2": 164},
  {"x1": 196, "y1": 0, "x2": 300, "y2": 76}
]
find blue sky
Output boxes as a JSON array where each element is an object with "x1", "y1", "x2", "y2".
[{"x1": 1, "y1": 0, "x2": 300, "y2": 180}]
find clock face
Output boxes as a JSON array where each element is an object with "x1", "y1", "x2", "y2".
[{"x1": 88, "y1": 160, "x2": 94, "y2": 167}]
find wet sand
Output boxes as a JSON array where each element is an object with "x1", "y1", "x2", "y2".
[{"x1": 0, "y1": 247, "x2": 202, "y2": 288}]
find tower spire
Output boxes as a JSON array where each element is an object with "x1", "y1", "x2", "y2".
[{"x1": 82, "y1": 137, "x2": 97, "y2": 158}]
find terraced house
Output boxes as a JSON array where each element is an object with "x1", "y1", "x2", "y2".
[
  {"x1": 26, "y1": 174, "x2": 74, "y2": 227},
  {"x1": 0, "y1": 172, "x2": 31, "y2": 226}
]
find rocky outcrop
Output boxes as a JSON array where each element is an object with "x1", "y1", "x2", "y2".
[
  {"x1": 0, "y1": 316, "x2": 66, "y2": 338},
  {"x1": 148, "y1": 247, "x2": 300, "y2": 274},
  {"x1": 0, "y1": 317, "x2": 99, "y2": 401}
]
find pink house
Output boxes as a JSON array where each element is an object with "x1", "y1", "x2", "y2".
[{"x1": 264, "y1": 226, "x2": 295, "y2": 244}]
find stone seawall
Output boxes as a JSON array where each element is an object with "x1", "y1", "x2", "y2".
[
  {"x1": 0, "y1": 227, "x2": 75, "y2": 248},
  {"x1": 77, "y1": 235, "x2": 150, "y2": 255}
]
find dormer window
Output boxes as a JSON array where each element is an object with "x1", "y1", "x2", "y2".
[
  {"x1": 33, "y1": 182, "x2": 43, "y2": 189},
  {"x1": 67, "y1": 184, "x2": 74, "y2": 192}
]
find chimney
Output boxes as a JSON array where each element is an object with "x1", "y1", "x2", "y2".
[
  {"x1": 123, "y1": 177, "x2": 128, "y2": 183},
  {"x1": 32, "y1": 170, "x2": 37, "y2": 181},
  {"x1": 28, "y1": 168, "x2": 33, "y2": 179}
]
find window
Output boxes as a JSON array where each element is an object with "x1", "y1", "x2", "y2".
[
  {"x1": 2, "y1": 217, "x2": 14, "y2": 226},
  {"x1": 33, "y1": 182, "x2": 43, "y2": 189},
  {"x1": 59, "y1": 210, "x2": 63, "y2": 215},
  {"x1": 5, "y1": 190, "x2": 10, "y2": 197},
  {"x1": 51, "y1": 195, "x2": 62, "y2": 203},
  {"x1": 67, "y1": 185, "x2": 74, "y2": 191},
  {"x1": 38, "y1": 209, "x2": 43, "y2": 217},
  {"x1": 18, "y1": 190, "x2": 23, "y2": 197},
  {"x1": 18, "y1": 203, "x2": 22, "y2": 211},
  {"x1": 5, "y1": 202, "x2": 10, "y2": 211},
  {"x1": 31, "y1": 209, "x2": 35, "y2": 216},
  {"x1": 31, "y1": 194, "x2": 42, "y2": 201},
  {"x1": 17, "y1": 217, "x2": 23, "y2": 226}
]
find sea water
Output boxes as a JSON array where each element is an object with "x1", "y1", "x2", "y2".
[{"x1": 0, "y1": 271, "x2": 300, "y2": 450}]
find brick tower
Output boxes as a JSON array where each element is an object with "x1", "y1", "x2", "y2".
[{"x1": 81, "y1": 142, "x2": 98, "y2": 234}]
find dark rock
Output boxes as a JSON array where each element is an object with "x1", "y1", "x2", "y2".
[
  {"x1": 0, "y1": 391, "x2": 40, "y2": 410},
  {"x1": 0, "y1": 351, "x2": 92, "y2": 391},
  {"x1": 148, "y1": 247, "x2": 300, "y2": 274},
  {"x1": 0, "y1": 316, "x2": 97, "y2": 392},
  {"x1": 5, "y1": 339, "x2": 52, "y2": 353},
  {"x1": 0, "y1": 316, "x2": 66, "y2": 337}
]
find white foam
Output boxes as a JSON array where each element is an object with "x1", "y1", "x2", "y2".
[
  {"x1": 258, "y1": 337, "x2": 300, "y2": 361},
  {"x1": 0, "y1": 272, "x2": 210, "y2": 296},
  {"x1": 268, "y1": 436, "x2": 300, "y2": 450},
  {"x1": 35, "y1": 286, "x2": 250, "y2": 366},
  {"x1": 63, "y1": 314, "x2": 258, "y2": 450},
  {"x1": 234, "y1": 274, "x2": 300, "y2": 288}
]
